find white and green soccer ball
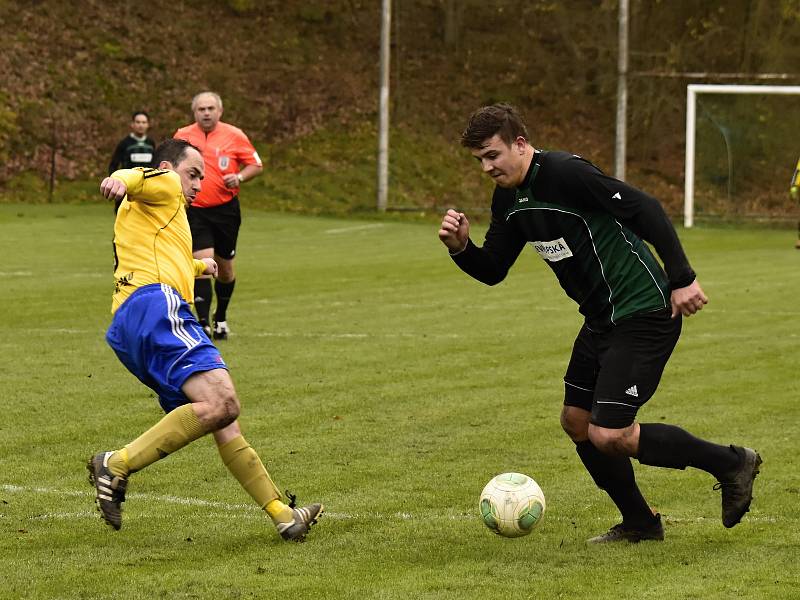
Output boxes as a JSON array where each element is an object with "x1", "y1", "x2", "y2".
[{"x1": 479, "y1": 472, "x2": 546, "y2": 538}]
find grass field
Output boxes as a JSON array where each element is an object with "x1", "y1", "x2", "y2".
[{"x1": 1, "y1": 203, "x2": 798, "y2": 599}]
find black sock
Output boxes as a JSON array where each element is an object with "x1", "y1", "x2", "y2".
[
  {"x1": 213, "y1": 279, "x2": 235, "y2": 323},
  {"x1": 637, "y1": 423, "x2": 740, "y2": 479},
  {"x1": 575, "y1": 440, "x2": 655, "y2": 527},
  {"x1": 194, "y1": 278, "x2": 212, "y2": 324}
]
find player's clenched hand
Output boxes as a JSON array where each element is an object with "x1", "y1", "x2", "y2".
[
  {"x1": 100, "y1": 177, "x2": 127, "y2": 201},
  {"x1": 670, "y1": 279, "x2": 708, "y2": 318},
  {"x1": 438, "y1": 209, "x2": 470, "y2": 253},
  {"x1": 200, "y1": 258, "x2": 218, "y2": 277},
  {"x1": 223, "y1": 173, "x2": 240, "y2": 189}
]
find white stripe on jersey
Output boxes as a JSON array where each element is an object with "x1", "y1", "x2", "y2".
[
  {"x1": 507, "y1": 206, "x2": 617, "y2": 323},
  {"x1": 161, "y1": 284, "x2": 198, "y2": 349},
  {"x1": 613, "y1": 220, "x2": 667, "y2": 308}
]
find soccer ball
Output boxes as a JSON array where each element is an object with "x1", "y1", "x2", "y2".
[{"x1": 479, "y1": 472, "x2": 546, "y2": 538}]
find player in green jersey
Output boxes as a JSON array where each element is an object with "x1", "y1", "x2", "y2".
[
  {"x1": 439, "y1": 103, "x2": 761, "y2": 543},
  {"x1": 108, "y1": 111, "x2": 156, "y2": 213}
]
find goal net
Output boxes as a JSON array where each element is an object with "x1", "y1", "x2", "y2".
[{"x1": 684, "y1": 84, "x2": 800, "y2": 227}]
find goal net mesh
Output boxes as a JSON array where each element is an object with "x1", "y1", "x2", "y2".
[{"x1": 693, "y1": 93, "x2": 800, "y2": 222}]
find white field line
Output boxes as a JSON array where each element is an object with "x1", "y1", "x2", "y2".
[
  {"x1": 1, "y1": 483, "x2": 779, "y2": 524},
  {"x1": 25, "y1": 328, "x2": 95, "y2": 334},
  {"x1": 250, "y1": 331, "x2": 462, "y2": 339},
  {"x1": 324, "y1": 224, "x2": 385, "y2": 234},
  {"x1": 251, "y1": 298, "x2": 800, "y2": 317},
  {"x1": 19, "y1": 327, "x2": 797, "y2": 341},
  {"x1": 0, "y1": 271, "x2": 104, "y2": 278},
  {"x1": 18, "y1": 328, "x2": 464, "y2": 339}
]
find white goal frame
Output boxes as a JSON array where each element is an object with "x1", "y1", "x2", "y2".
[{"x1": 684, "y1": 84, "x2": 800, "y2": 227}]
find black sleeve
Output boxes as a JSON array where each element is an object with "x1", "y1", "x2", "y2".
[
  {"x1": 108, "y1": 139, "x2": 126, "y2": 175},
  {"x1": 450, "y1": 187, "x2": 527, "y2": 286},
  {"x1": 567, "y1": 158, "x2": 696, "y2": 290}
]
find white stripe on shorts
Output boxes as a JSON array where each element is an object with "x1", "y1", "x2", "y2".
[
  {"x1": 595, "y1": 399, "x2": 639, "y2": 408},
  {"x1": 161, "y1": 284, "x2": 198, "y2": 349}
]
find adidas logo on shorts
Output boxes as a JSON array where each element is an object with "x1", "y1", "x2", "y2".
[{"x1": 625, "y1": 385, "x2": 639, "y2": 397}]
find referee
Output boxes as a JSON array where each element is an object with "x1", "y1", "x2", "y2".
[
  {"x1": 174, "y1": 92, "x2": 263, "y2": 339},
  {"x1": 439, "y1": 103, "x2": 762, "y2": 543}
]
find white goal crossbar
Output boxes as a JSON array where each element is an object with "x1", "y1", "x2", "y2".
[{"x1": 684, "y1": 84, "x2": 800, "y2": 227}]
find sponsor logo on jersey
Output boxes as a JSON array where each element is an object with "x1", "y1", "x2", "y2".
[
  {"x1": 612, "y1": 192, "x2": 622, "y2": 200},
  {"x1": 130, "y1": 152, "x2": 153, "y2": 163},
  {"x1": 531, "y1": 238, "x2": 573, "y2": 262},
  {"x1": 517, "y1": 196, "x2": 529, "y2": 203},
  {"x1": 114, "y1": 272, "x2": 135, "y2": 294},
  {"x1": 218, "y1": 155, "x2": 230, "y2": 170}
]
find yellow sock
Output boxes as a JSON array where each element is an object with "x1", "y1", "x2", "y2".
[
  {"x1": 107, "y1": 448, "x2": 130, "y2": 478},
  {"x1": 265, "y1": 499, "x2": 293, "y2": 523},
  {"x1": 218, "y1": 435, "x2": 284, "y2": 521},
  {"x1": 112, "y1": 404, "x2": 206, "y2": 476}
]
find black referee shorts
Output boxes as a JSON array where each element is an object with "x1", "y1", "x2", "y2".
[
  {"x1": 563, "y1": 308, "x2": 681, "y2": 429},
  {"x1": 187, "y1": 197, "x2": 241, "y2": 259}
]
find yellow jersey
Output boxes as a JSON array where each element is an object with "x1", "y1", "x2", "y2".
[{"x1": 110, "y1": 168, "x2": 207, "y2": 313}]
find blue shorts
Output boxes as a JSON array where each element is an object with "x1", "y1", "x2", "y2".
[{"x1": 106, "y1": 283, "x2": 228, "y2": 412}]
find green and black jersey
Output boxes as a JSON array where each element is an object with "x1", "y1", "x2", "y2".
[
  {"x1": 452, "y1": 151, "x2": 695, "y2": 329},
  {"x1": 108, "y1": 134, "x2": 156, "y2": 175}
]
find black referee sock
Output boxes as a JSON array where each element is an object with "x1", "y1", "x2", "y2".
[
  {"x1": 575, "y1": 440, "x2": 656, "y2": 527},
  {"x1": 214, "y1": 279, "x2": 236, "y2": 323},
  {"x1": 194, "y1": 278, "x2": 212, "y2": 325},
  {"x1": 637, "y1": 423, "x2": 741, "y2": 479}
]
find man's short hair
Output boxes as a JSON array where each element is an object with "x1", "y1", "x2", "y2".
[
  {"x1": 131, "y1": 111, "x2": 149, "y2": 121},
  {"x1": 461, "y1": 103, "x2": 529, "y2": 149},
  {"x1": 153, "y1": 139, "x2": 199, "y2": 167},
  {"x1": 191, "y1": 91, "x2": 223, "y2": 112}
]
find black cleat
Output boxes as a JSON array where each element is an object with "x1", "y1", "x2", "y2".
[
  {"x1": 212, "y1": 320, "x2": 229, "y2": 340},
  {"x1": 87, "y1": 452, "x2": 128, "y2": 530},
  {"x1": 587, "y1": 513, "x2": 664, "y2": 544},
  {"x1": 715, "y1": 446, "x2": 762, "y2": 528},
  {"x1": 275, "y1": 492, "x2": 324, "y2": 542}
]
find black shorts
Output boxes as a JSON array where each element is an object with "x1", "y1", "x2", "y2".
[
  {"x1": 187, "y1": 197, "x2": 241, "y2": 259},
  {"x1": 563, "y1": 308, "x2": 681, "y2": 429}
]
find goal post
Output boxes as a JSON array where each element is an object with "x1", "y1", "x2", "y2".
[{"x1": 684, "y1": 84, "x2": 800, "y2": 228}]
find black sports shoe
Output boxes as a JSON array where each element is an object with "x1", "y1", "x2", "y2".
[
  {"x1": 587, "y1": 513, "x2": 664, "y2": 544},
  {"x1": 212, "y1": 320, "x2": 229, "y2": 340},
  {"x1": 87, "y1": 452, "x2": 128, "y2": 530},
  {"x1": 714, "y1": 446, "x2": 762, "y2": 528},
  {"x1": 275, "y1": 492, "x2": 324, "y2": 542}
]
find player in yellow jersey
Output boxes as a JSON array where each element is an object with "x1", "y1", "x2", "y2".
[{"x1": 88, "y1": 139, "x2": 323, "y2": 541}]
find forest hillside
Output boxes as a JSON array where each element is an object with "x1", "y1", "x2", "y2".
[{"x1": 1, "y1": 0, "x2": 799, "y2": 218}]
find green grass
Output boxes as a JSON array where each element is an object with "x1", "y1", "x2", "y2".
[{"x1": 0, "y1": 204, "x2": 798, "y2": 599}]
